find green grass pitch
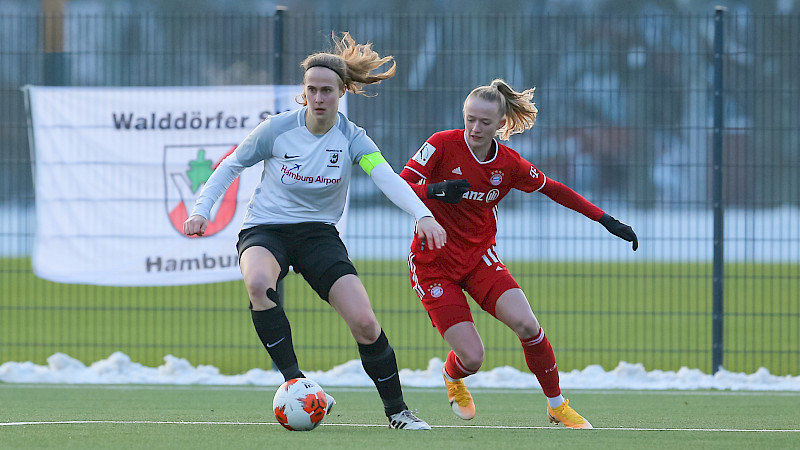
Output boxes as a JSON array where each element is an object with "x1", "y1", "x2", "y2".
[
  {"x1": 1, "y1": 258, "x2": 798, "y2": 375},
  {"x1": 1, "y1": 384, "x2": 799, "y2": 449}
]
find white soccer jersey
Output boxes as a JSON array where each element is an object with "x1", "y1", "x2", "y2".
[{"x1": 191, "y1": 107, "x2": 379, "y2": 228}]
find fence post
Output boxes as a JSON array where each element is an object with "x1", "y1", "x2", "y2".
[
  {"x1": 273, "y1": 6, "x2": 286, "y2": 84},
  {"x1": 711, "y1": 5, "x2": 726, "y2": 374},
  {"x1": 42, "y1": 0, "x2": 68, "y2": 86},
  {"x1": 272, "y1": 6, "x2": 287, "y2": 373},
  {"x1": 273, "y1": 6, "x2": 286, "y2": 304}
]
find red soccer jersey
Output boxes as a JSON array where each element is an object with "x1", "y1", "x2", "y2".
[{"x1": 400, "y1": 129, "x2": 546, "y2": 266}]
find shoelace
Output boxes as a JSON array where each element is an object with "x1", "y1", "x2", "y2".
[
  {"x1": 390, "y1": 410, "x2": 426, "y2": 429},
  {"x1": 404, "y1": 410, "x2": 423, "y2": 422},
  {"x1": 447, "y1": 380, "x2": 472, "y2": 407},
  {"x1": 552, "y1": 401, "x2": 585, "y2": 424}
]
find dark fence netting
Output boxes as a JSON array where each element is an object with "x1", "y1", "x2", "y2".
[{"x1": 1, "y1": 12, "x2": 798, "y2": 375}]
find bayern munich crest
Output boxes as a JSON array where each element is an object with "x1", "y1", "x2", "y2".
[
  {"x1": 430, "y1": 284, "x2": 443, "y2": 298},
  {"x1": 490, "y1": 170, "x2": 503, "y2": 185}
]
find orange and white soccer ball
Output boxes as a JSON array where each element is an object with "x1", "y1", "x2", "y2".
[{"x1": 272, "y1": 378, "x2": 328, "y2": 431}]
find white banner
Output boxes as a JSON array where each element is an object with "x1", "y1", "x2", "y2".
[{"x1": 26, "y1": 85, "x2": 347, "y2": 286}]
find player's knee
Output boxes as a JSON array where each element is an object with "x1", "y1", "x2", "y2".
[
  {"x1": 514, "y1": 318, "x2": 541, "y2": 340},
  {"x1": 244, "y1": 274, "x2": 275, "y2": 303},
  {"x1": 503, "y1": 313, "x2": 540, "y2": 338},
  {"x1": 460, "y1": 347, "x2": 485, "y2": 372},
  {"x1": 349, "y1": 315, "x2": 381, "y2": 343}
]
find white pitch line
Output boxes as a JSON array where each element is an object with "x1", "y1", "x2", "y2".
[
  {"x1": 4, "y1": 385, "x2": 800, "y2": 396},
  {"x1": 1, "y1": 421, "x2": 798, "y2": 432}
]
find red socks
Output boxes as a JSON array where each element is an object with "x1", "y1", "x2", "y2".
[
  {"x1": 520, "y1": 329, "x2": 561, "y2": 398},
  {"x1": 444, "y1": 328, "x2": 562, "y2": 399},
  {"x1": 443, "y1": 350, "x2": 477, "y2": 379}
]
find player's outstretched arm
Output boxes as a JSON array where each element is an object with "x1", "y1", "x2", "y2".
[
  {"x1": 538, "y1": 178, "x2": 638, "y2": 251},
  {"x1": 365, "y1": 159, "x2": 447, "y2": 248},
  {"x1": 599, "y1": 213, "x2": 638, "y2": 251}
]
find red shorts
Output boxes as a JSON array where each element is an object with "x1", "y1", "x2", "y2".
[{"x1": 407, "y1": 245, "x2": 520, "y2": 336}]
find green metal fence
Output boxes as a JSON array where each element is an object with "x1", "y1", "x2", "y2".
[{"x1": 1, "y1": 11, "x2": 798, "y2": 375}]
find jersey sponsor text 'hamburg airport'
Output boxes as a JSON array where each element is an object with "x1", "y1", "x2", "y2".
[{"x1": 280, "y1": 163, "x2": 341, "y2": 185}]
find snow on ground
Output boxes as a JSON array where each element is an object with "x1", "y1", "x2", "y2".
[{"x1": 1, "y1": 352, "x2": 799, "y2": 391}]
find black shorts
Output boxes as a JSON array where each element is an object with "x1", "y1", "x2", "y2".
[{"x1": 236, "y1": 222, "x2": 357, "y2": 301}]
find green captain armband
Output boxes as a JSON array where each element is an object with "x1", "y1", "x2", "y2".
[{"x1": 358, "y1": 152, "x2": 387, "y2": 176}]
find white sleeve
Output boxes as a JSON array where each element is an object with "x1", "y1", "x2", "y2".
[
  {"x1": 189, "y1": 153, "x2": 247, "y2": 220},
  {"x1": 369, "y1": 161, "x2": 433, "y2": 221}
]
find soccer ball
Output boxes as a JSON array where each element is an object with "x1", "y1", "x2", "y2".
[{"x1": 272, "y1": 378, "x2": 328, "y2": 431}]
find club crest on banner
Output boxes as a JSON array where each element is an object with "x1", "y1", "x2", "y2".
[{"x1": 164, "y1": 144, "x2": 239, "y2": 237}]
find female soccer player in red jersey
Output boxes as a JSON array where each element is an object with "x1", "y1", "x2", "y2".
[{"x1": 400, "y1": 79, "x2": 637, "y2": 429}]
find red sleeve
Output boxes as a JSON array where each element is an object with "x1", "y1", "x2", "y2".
[
  {"x1": 509, "y1": 150, "x2": 546, "y2": 193},
  {"x1": 399, "y1": 167, "x2": 428, "y2": 200},
  {"x1": 401, "y1": 133, "x2": 444, "y2": 199},
  {"x1": 539, "y1": 178, "x2": 605, "y2": 221},
  {"x1": 399, "y1": 166, "x2": 422, "y2": 183}
]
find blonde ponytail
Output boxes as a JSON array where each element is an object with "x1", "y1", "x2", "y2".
[
  {"x1": 466, "y1": 79, "x2": 538, "y2": 140},
  {"x1": 301, "y1": 32, "x2": 396, "y2": 99}
]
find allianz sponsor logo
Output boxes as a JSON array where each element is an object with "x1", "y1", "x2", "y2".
[{"x1": 462, "y1": 188, "x2": 500, "y2": 203}]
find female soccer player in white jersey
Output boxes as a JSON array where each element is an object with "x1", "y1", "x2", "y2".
[
  {"x1": 400, "y1": 79, "x2": 638, "y2": 429},
  {"x1": 184, "y1": 32, "x2": 444, "y2": 431}
]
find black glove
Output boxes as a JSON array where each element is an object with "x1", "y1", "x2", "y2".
[
  {"x1": 427, "y1": 179, "x2": 470, "y2": 204},
  {"x1": 599, "y1": 213, "x2": 638, "y2": 251}
]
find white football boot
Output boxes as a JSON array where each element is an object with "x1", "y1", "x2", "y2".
[{"x1": 388, "y1": 409, "x2": 431, "y2": 430}]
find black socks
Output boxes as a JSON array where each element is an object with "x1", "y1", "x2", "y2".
[
  {"x1": 358, "y1": 329, "x2": 406, "y2": 416},
  {"x1": 251, "y1": 288, "x2": 304, "y2": 380}
]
